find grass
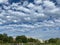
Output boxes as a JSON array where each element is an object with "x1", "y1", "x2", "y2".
[{"x1": 0, "y1": 43, "x2": 59, "y2": 45}]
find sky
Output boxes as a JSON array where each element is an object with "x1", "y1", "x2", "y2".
[{"x1": 0, "y1": 0, "x2": 60, "y2": 40}]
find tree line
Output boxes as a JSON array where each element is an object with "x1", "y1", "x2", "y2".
[
  {"x1": 0, "y1": 33, "x2": 40, "y2": 43},
  {"x1": 0, "y1": 33, "x2": 60, "y2": 44},
  {"x1": 44, "y1": 38, "x2": 60, "y2": 45}
]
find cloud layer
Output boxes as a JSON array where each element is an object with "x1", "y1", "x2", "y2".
[{"x1": 0, "y1": 0, "x2": 60, "y2": 40}]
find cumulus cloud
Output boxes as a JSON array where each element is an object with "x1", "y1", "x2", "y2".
[
  {"x1": 34, "y1": 0, "x2": 42, "y2": 4},
  {"x1": 43, "y1": 0, "x2": 56, "y2": 9},
  {"x1": 0, "y1": 0, "x2": 8, "y2": 3},
  {"x1": 0, "y1": 0, "x2": 60, "y2": 39}
]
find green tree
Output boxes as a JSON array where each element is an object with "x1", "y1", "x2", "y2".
[
  {"x1": 0, "y1": 34, "x2": 3, "y2": 43},
  {"x1": 48, "y1": 38, "x2": 57, "y2": 43},
  {"x1": 28, "y1": 38, "x2": 38, "y2": 42},
  {"x1": 8, "y1": 36, "x2": 13, "y2": 43},
  {"x1": 2, "y1": 33, "x2": 8, "y2": 43},
  {"x1": 56, "y1": 39, "x2": 60, "y2": 45},
  {"x1": 16, "y1": 35, "x2": 28, "y2": 43}
]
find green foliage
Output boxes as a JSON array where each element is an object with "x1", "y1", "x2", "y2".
[
  {"x1": 48, "y1": 38, "x2": 56, "y2": 43},
  {"x1": 0, "y1": 34, "x2": 3, "y2": 40},
  {"x1": 0, "y1": 34, "x2": 3, "y2": 43},
  {"x1": 0, "y1": 33, "x2": 41, "y2": 43},
  {"x1": 16, "y1": 35, "x2": 28, "y2": 43},
  {"x1": 48, "y1": 38, "x2": 60, "y2": 43},
  {"x1": 0, "y1": 33, "x2": 60, "y2": 45},
  {"x1": 8, "y1": 36, "x2": 13, "y2": 43},
  {"x1": 0, "y1": 33, "x2": 13, "y2": 43},
  {"x1": 28, "y1": 38, "x2": 34, "y2": 42},
  {"x1": 45, "y1": 38, "x2": 60, "y2": 45},
  {"x1": 56, "y1": 38, "x2": 60, "y2": 45},
  {"x1": 28, "y1": 38, "x2": 39, "y2": 42}
]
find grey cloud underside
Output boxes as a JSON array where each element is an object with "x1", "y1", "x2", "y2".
[{"x1": 0, "y1": 0, "x2": 60, "y2": 39}]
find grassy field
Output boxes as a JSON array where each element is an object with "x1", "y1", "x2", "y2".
[{"x1": 0, "y1": 43, "x2": 59, "y2": 45}]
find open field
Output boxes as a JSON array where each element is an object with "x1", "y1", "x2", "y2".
[{"x1": 0, "y1": 43, "x2": 59, "y2": 45}]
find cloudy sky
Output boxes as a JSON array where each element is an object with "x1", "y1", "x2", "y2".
[{"x1": 0, "y1": 0, "x2": 60, "y2": 40}]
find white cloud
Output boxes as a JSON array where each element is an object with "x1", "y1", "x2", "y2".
[
  {"x1": 13, "y1": 20, "x2": 18, "y2": 23},
  {"x1": 0, "y1": 0, "x2": 60, "y2": 39},
  {"x1": 3, "y1": 5, "x2": 10, "y2": 10},
  {"x1": 34, "y1": 0, "x2": 42, "y2": 4},
  {"x1": 43, "y1": 0, "x2": 56, "y2": 9},
  {"x1": 0, "y1": 0, "x2": 60, "y2": 27},
  {"x1": 23, "y1": 1, "x2": 29, "y2": 6},
  {"x1": 55, "y1": 19, "x2": 60, "y2": 23},
  {"x1": 24, "y1": 17, "x2": 31, "y2": 21},
  {"x1": 0, "y1": 0, "x2": 8, "y2": 3},
  {"x1": 27, "y1": 3, "x2": 35, "y2": 8},
  {"x1": 0, "y1": 22, "x2": 3, "y2": 24}
]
